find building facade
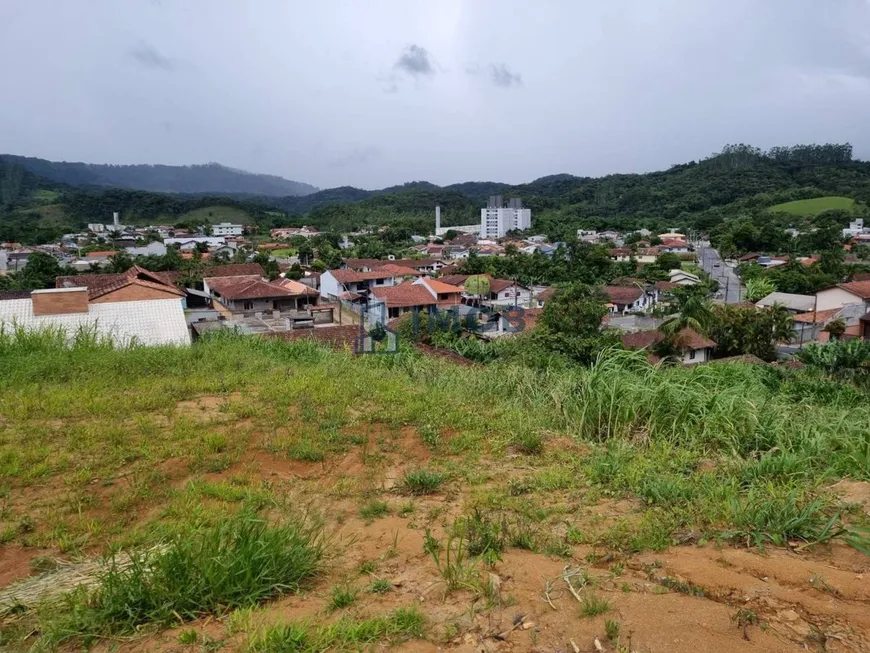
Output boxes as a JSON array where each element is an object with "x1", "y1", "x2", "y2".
[
  {"x1": 212, "y1": 223, "x2": 244, "y2": 236},
  {"x1": 480, "y1": 196, "x2": 531, "y2": 239}
]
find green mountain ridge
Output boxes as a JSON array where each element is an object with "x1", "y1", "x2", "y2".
[
  {"x1": 0, "y1": 155, "x2": 319, "y2": 198},
  {"x1": 2, "y1": 143, "x2": 870, "y2": 245}
]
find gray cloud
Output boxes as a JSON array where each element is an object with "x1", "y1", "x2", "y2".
[
  {"x1": 129, "y1": 42, "x2": 175, "y2": 71},
  {"x1": 489, "y1": 63, "x2": 522, "y2": 88},
  {"x1": 394, "y1": 44, "x2": 434, "y2": 77},
  {"x1": 3, "y1": 0, "x2": 870, "y2": 190}
]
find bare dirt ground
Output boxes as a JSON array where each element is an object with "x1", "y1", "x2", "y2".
[{"x1": 3, "y1": 397, "x2": 870, "y2": 652}]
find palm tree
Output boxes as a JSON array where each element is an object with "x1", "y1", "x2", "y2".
[
  {"x1": 770, "y1": 303, "x2": 796, "y2": 343},
  {"x1": 660, "y1": 294, "x2": 714, "y2": 336}
]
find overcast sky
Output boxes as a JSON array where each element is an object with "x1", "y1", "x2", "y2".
[{"x1": 3, "y1": 0, "x2": 870, "y2": 190}]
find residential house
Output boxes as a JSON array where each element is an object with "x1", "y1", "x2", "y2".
[
  {"x1": 271, "y1": 226, "x2": 319, "y2": 239},
  {"x1": 602, "y1": 285, "x2": 648, "y2": 314},
  {"x1": 755, "y1": 292, "x2": 816, "y2": 314},
  {"x1": 609, "y1": 248, "x2": 633, "y2": 262},
  {"x1": 577, "y1": 229, "x2": 599, "y2": 243},
  {"x1": 793, "y1": 303, "x2": 869, "y2": 343},
  {"x1": 815, "y1": 281, "x2": 870, "y2": 312},
  {"x1": 660, "y1": 239, "x2": 690, "y2": 253},
  {"x1": 164, "y1": 236, "x2": 226, "y2": 249},
  {"x1": 56, "y1": 266, "x2": 187, "y2": 305},
  {"x1": 621, "y1": 328, "x2": 716, "y2": 365},
  {"x1": 124, "y1": 241, "x2": 167, "y2": 257},
  {"x1": 635, "y1": 247, "x2": 660, "y2": 264},
  {"x1": 534, "y1": 286, "x2": 555, "y2": 308},
  {"x1": 319, "y1": 265, "x2": 422, "y2": 300},
  {"x1": 204, "y1": 275, "x2": 318, "y2": 313},
  {"x1": 412, "y1": 277, "x2": 464, "y2": 307},
  {"x1": 668, "y1": 269, "x2": 700, "y2": 286},
  {"x1": 0, "y1": 288, "x2": 190, "y2": 346},
  {"x1": 658, "y1": 232, "x2": 685, "y2": 240},
  {"x1": 599, "y1": 230, "x2": 622, "y2": 243},
  {"x1": 652, "y1": 281, "x2": 681, "y2": 303},
  {"x1": 370, "y1": 283, "x2": 438, "y2": 319}
]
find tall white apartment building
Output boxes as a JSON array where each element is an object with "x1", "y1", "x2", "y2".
[{"x1": 480, "y1": 196, "x2": 531, "y2": 238}]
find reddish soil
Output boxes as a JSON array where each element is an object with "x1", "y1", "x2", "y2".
[{"x1": 5, "y1": 402, "x2": 870, "y2": 652}]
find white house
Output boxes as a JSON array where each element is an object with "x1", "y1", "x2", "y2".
[
  {"x1": 164, "y1": 236, "x2": 226, "y2": 248},
  {"x1": 815, "y1": 282, "x2": 870, "y2": 312},
  {"x1": 669, "y1": 270, "x2": 700, "y2": 286},
  {"x1": 621, "y1": 327, "x2": 715, "y2": 366},
  {"x1": 212, "y1": 223, "x2": 244, "y2": 236},
  {"x1": 124, "y1": 241, "x2": 167, "y2": 257},
  {"x1": 0, "y1": 289, "x2": 190, "y2": 347},
  {"x1": 319, "y1": 265, "x2": 422, "y2": 300}
]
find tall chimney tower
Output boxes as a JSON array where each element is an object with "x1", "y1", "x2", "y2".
[
  {"x1": 113, "y1": 212, "x2": 120, "y2": 230},
  {"x1": 435, "y1": 205, "x2": 441, "y2": 233}
]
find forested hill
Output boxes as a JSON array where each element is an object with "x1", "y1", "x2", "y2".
[
  {"x1": 271, "y1": 143, "x2": 870, "y2": 238},
  {"x1": 0, "y1": 155, "x2": 318, "y2": 197},
  {"x1": 3, "y1": 143, "x2": 870, "y2": 244}
]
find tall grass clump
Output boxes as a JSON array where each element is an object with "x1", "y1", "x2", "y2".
[
  {"x1": 248, "y1": 606, "x2": 425, "y2": 652},
  {"x1": 44, "y1": 515, "x2": 325, "y2": 646}
]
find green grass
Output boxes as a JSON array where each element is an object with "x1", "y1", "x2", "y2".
[
  {"x1": 580, "y1": 592, "x2": 611, "y2": 617},
  {"x1": 1, "y1": 329, "x2": 870, "y2": 648},
  {"x1": 359, "y1": 500, "x2": 389, "y2": 521},
  {"x1": 400, "y1": 469, "x2": 446, "y2": 495},
  {"x1": 247, "y1": 606, "x2": 425, "y2": 652},
  {"x1": 328, "y1": 584, "x2": 359, "y2": 611},
  {"x1": 368, "y1": 578, "x2": 393, "y2": 594},
  {"x1": 43, "y1": 515, "x2": 325, "y2": 647},
  {"x1": 768, "y1": 196, "x2": 856, "y2": 216}
]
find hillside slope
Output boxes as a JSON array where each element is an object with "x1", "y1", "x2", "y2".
[{"x1": 0, "y1": 155, "x2": 318, "y2": 197}]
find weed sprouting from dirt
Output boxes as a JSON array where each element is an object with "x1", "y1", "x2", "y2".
[
  {"x1": 400, "y1": 469, "x2": 446, "y2": 495},
  {"x1": 359, "y1": 500, "x2": 389, "y2": 521},
  {"x1": 328, "y1": 584, "x2": 359, "y2": 611},
  {"x1": 247, "y1": 606, "x2": 425, "y2": 652},
  {"x1": 580, "y1": 592, "x2": 611, "y2": 617},
  {"x1": 42, "y1": 515, "x2": 325, "y2": 646}
]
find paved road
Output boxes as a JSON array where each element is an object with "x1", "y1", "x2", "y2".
[{"x1": 696, "y1": 244, "x2": 745, "y2": 304}]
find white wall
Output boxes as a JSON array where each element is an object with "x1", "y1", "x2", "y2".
[
  {"x1": 320, "y1": 271, "x2": 341, "y2": 299},
  {"x1": 815, "y1": 288, "x2": 864, "y2": 311},
  {"x1": 682, "y1": 347, "x2": 709, "y2": 365}
]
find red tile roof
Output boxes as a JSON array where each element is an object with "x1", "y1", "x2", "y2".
[
  {"x1": 371, "y1": 284, "x2": 438, "y2": 308},
  {"x1": 202, "y1": 263, "x2": 265, "y2": 278},
  {"x1": 420, "y1": 278, "x2": 463, "y2": 295},
  {"x1": 654, "y1": 281, "x2": 681, "y2": 291},
  {"x1": 272, "y1": 278, "x2": 320, "y2": 296},
  {"x1": 329, "y1": 266, "x2": 421, "y2": 284},
  {"x1": 836, "y1": 281, "x2": 870, "y2": 300},
  {"x1": 621, "y1": 327, "x2": 715, "y2": 351},
  {"x1": 205, "y1": 275, "x2": 300, "y2": 300},
  {"x1": 86, "y1": 250, "x2": 118, "y2": 258},
  {"x1": 536, "y1": 287, "x2": 555, "y2": 302},
  {"x1": 792, "y1": 308, "x2": 841, "y2": 324},
  {"x1": 439, "y1": 274, "x2": 470, "y2": 287},
  {"x1": 603, "y1": 285, "x2": 643, "y2": 305},
  {"x1": 55, "y1": 265, "x2": 185, "y2": 300}
]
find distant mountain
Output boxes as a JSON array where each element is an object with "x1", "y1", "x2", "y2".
[{"x1": 0, "y1": 155, "x2": 318, "y2": 197}]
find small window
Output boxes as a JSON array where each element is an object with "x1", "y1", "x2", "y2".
[
  {"x1": 688, "y1": 349, "x2": 696, "y2": 360},
  {"x1": 243, "y1": 301, "x2": 254, "y2": 311}
]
